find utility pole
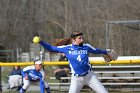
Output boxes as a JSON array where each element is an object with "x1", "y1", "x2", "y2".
[
  {"x1": 64, "y1": 0, "x2": 68, "y2": 38},
  {"x1": 0, "y1": 44, "x2": 2, "y2": 92},
  {"x1": 0, "y1": 67, "x2": 2, "y2": 92}
]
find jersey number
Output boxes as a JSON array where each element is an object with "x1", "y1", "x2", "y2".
[{"x1": 77, "y1": 55, "x2": 81, "y2": 61}]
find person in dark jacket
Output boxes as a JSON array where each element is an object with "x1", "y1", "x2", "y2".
[
  {"x1": 8, "y1": 66, "x2": 22, "y2": 91},
  {"x1": 54, "y1": 54, "x2": 70, "y2": 83},
  {"x1": 9, "y1": 66, "x2": 21, "y2": 76}
]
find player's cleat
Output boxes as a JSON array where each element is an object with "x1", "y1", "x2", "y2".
[
  {"x1": 19, "y1": 88, "x2": 26, "y2": 93},
  {"x1": 45, "y1": 87, "x2": 51, "y2": 93}
]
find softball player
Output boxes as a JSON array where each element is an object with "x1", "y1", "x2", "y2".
[
  {"x1": 19, "y1": 60, "x2": 51, "y2": 93},
  {"x1": 33, "y1": 31, "x2": 108, "y2": 93}
]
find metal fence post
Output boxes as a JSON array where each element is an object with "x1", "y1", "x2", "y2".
[{"x1": 0, "y1": 67, "x2": 2, "y2": 92}]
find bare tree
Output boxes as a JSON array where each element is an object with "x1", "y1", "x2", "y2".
[{"x1": 0, "y1": 0, "x2": 140, "y2": 56}]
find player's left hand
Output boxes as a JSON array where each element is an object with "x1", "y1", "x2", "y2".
[{"x1": 103, "y1": 49, "x2": 118, "y2": 62}]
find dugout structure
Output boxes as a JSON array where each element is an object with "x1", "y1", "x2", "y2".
[{"x1": 105, "y1": 20, "x2": 140, "y2": 56}]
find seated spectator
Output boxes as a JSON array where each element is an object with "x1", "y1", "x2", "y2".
[
  {"x1": 53, "y1": 38, "x2": 71, "y2": 82},
  {"x1": 54, "y1": 54, "x2": 70, "y2": 83},
  {"x1": 9, "y1": 66, "x2": 21, "y2": 76},
  {"x1": 8, "y1": 66, "x2": 22, "y2": 91}
]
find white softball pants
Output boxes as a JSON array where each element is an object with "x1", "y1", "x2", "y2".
[
  {"x1": 69, "y1": 70, "x2": 108, "y2": 93},
  {"x1": 22, "y1": 78, "x2": 50, "y2": 90}
]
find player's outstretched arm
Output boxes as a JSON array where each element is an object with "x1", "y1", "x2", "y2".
[
  {"x1": 32, "y1": 36, "x2": 66, "y2": 53},
  {"x1": 40, "y1": 78, "x2": 45, "y2": 93},
  {"x1": 32, "y1": 36, "x2": 54, "y2": 51}
]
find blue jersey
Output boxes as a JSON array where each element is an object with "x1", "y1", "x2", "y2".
[
  {"x1": 21, "y1": 66, "x2": 45, "y2": 93},
  {"x1": 40, "y1": 41, "x2": 107, "y2": 75}
]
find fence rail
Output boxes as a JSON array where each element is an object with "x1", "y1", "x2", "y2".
[{"x1": 0, "y1": 59, "x2": 140, "y2": 66}]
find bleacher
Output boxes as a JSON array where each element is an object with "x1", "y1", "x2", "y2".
[
  {"x1": 49, "y1": 56, "x2": 140, "y2": 92},
  {"x1": 1, "y1": 56, "x2": 140, "y2": 92},
  {"x1": 49, "y1": 65, "x2": 140, "y2": 92}
]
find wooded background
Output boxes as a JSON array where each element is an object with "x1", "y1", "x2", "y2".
[{"x1": 0, "y1": 0, "x2": 140, "y2": 57}]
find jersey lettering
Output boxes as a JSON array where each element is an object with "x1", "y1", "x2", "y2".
[
  {"x1": 29, "y1": 72, "x2": 40, "y2": 80},
  {"x1": 69, "y1": 50, "x2": 87, "y2": 55},
  {"x1": 77, "y1": 55, "x2": 81, "y2": 61}
]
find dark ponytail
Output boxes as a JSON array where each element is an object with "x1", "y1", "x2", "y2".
[{"x1": 54, "y1": 38, "x2": 71, "y2": 46}]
